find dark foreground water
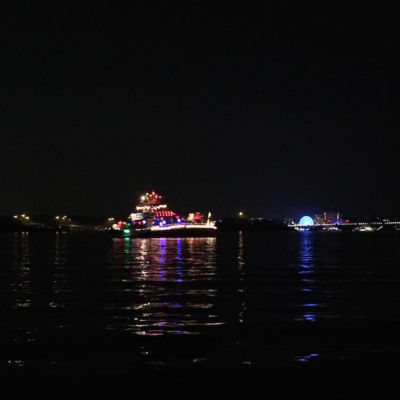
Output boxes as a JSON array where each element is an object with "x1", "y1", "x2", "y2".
[{"x1": 1, "y1": 231, "x2": 400, "y2": 398}]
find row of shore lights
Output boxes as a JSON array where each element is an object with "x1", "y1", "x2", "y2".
[
  {"x1": 14, "y1": 214, "x2": 72, "y2": 222},
  {"x1": 55, "y1": 215, "x2": 71, "y2": 221},
  {"x1": 13, "y1": 214, "x2": 30, "y2": 220}
]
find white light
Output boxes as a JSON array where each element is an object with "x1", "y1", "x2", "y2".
[{"x1": 150, "y1": 224, "x2": 217, "y2": 232}]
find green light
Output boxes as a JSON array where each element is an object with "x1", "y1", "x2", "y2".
[{"x1": 123, "y1": 229, "x2": 131, "y2": 234}]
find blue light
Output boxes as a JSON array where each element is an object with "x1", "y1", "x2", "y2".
[
  {"x1": 177, "y1": 218, "x2": 181, "y2": 223},
  {"x1": 159, "y1": 222, "x2": 163, "y2": 227},
  {"x1": 299, "y1": 216, "x2": 314, "y2": 226}
]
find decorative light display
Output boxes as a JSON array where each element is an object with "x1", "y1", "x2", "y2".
[
  {"x1": 111, "y1": 190, "x2": 217, "y2": 235},
  {"x1": 153, "y1": 210, "x2": 176, "y2": 217},
  {"x1": 299, "y1": 216, "x2": 314, "y2": 226}
]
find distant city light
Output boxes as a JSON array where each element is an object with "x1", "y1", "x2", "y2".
[
  {"x1": 13, "y1": 214, "x2": 31, "y2": 220},
  {"x1": 299, "y1": 216, "x2": 314, "y2": 226},
  {"x1": 238, "y1": 211, "x2": 244, "y2": 217}
]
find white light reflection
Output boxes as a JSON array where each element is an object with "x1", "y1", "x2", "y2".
[
  {"x1": 237, "y1": 231, "x2": 247, "y2": 324},
  {"x1": 50, "y1": 232, "x2": 69, "y2": 309},
  {"x1": 11, "y1": 232, "x2": 32, "y2": 309}
]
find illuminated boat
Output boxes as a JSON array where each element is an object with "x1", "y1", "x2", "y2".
[
  {"x1": 110, "y1": 191, "x2": 217, "y2": 238},
  {"x1": 353, "y1": 225, "x2": 375, "y2": 232},
  {"x1": 322, "y1": 226, "x2": 340, "y2": 232}
]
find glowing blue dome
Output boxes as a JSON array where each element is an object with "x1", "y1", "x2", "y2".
[{"x1": 299, "y1": 216, "x2": 314, "y2": 226}]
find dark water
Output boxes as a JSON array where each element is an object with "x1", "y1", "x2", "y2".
[{"x1": 1, "y1": 231, "x2": 400, "y2": 397}]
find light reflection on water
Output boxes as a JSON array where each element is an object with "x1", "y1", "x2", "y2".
[
  {"x1": 11, "y1": 232, "x2": 32, "y2": 309},
  {"x1": 237, "y1": 231, "x2": 246, "y2": 324},
  {"x1": 105, "y1": 237, "x2": 222, "y2": 336},
  {"x1": 2, "y1": 231, "x2": 400, "y2": 373},
  {"x1": 294, "y1": 232, "x2": 320, "y2": 362},
  {"x1": 298, "y1": 232, "x2": 317, "y2": 323},
  {"x1": 50, "y1": 232, "x2": 69, "y2": 309}
]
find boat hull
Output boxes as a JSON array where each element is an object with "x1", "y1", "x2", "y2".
[{"x1": 108, "y1": 225, "x2": 217, "y2": 238}]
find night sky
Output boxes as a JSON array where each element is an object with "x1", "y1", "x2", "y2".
[{"x1": 1, "y1": 3, "x2": 399, "y2": 219}]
